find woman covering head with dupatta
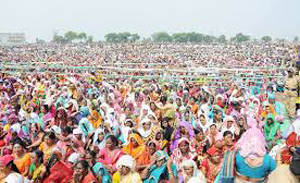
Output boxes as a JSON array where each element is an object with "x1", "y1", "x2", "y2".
[
  {"x1": 113, "y1": 155, "x2": 142, "y2": 183},
  {"x1": 122, "y1": 133, "x2": 146, "y2": 160},
  {"x1": 170, "y1": 120, "x2": 195, "y2": 151},
  {"x1": 179, "y1": 159, "x2": 206, "y2": 183},
  {"x1": 264, "y1": 113, "x2": 281, "y2": 148},
  {"x1": 234, "y1": 121, "x2": 276, "y2": 183}
]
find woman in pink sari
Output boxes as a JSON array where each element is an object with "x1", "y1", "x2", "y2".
[{"x1": 98, "y1": 135, "x2": 124, "y2": 175}]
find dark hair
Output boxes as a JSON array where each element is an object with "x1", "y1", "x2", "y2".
[
  {"x1": 33, "y1": 149, "x2": 44, "y2": 164},
  {"x1": 223, "y1": 131, "x2": 233, "y2": 138},
  {"x1": 43, "y1": 132, "x2": 56, "y2": 141},
  {"x1": 61, "y1": 126, "x2": 72, "y2": 134},
  {"x1": 210, "y1": 124, "x2": 217, "y2": 128},
  {"x1": 75, "y1": 160, "x2": 89, "y2": 171},
  {"x1": 106, "y1": 135, "x2": 118, "y2": 146},
  {"x1": 86, "y1": 150, "x2": 97, "y2": 159},
  {"x1": 194, "y1": 127, "x2": 203, "y2": 135},
  {"x1": 160, "y1": 96, "x2": 167, "y2": 103},
  {"x1": 7, "y1": 161, "x2": 20, "y2": 173},
  {"x1": 190, "y1": 96, "x2": 196, "y2": 101},
  {"x1": 42, "y1": 105, "x2": 49, "y2": 113},
  {"x1": 12, "y1": 138, "x2": 26, "y2": 149}
]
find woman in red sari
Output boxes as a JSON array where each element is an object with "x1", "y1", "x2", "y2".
[
  {"x1": 200, "y1": 146, "x2": 223, "y2": 183},
  {"x1": 72, "y1": 160, "x2": 99, "y2": 183},
  {"x1": 281, "y1": 113, "x2": 300, "y2": 163}
]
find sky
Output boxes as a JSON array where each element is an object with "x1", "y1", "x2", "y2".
[{"x1": 0, "y1": 0, "x2": 299, "y2": 42}]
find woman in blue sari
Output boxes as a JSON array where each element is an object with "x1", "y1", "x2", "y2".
[
  {"x1": 141, "y1": 150, "x2": 177, "y2": 183},
  {"x1": 85, "y1": 150, "x2": 111, "y2": 183}
]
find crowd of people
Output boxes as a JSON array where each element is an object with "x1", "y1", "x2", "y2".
[{"x1": 0, "y1": 42, "x2": 299, "y2": 183}]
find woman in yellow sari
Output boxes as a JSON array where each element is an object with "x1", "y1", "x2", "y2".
[
  {"x1": 88, "y1": 110, "x2": 103, "y2": 129},
  {"x1": 12, "y1": 139, "x2": 31, "y2": 177},
  {"x1": 38, "y1": 132, "x2": 56, "y2": 163},
  {"x1": 113, "y1": 155, "x2": 142, "y2": 183},
  {"x1": 261, "y1": 104, "x2": 276, "y2": 118},
  {"x1": 122, "y1": 133, "x2": 146, "y2": 161}
]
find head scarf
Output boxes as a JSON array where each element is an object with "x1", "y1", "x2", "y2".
[
  {"x1": 237, "y1": 122, "x2": 266, "y2": 159},
  {"x1": 264, "y1": 113, "x2": 280, "y2": 141},
  {"x1": 286, "y1": 109, "x2": 300, "y2": 136},
  {"x1": 180, "y1": 159, "x2": 205, "y2": 181},
  {"x1": 138, "y1": 118, "x2": 153, "y2": 139},
  {"x1": 116, "y1": 155, "x2": 136, "y2": 171},
  {"x1": 174, "y1": 121, "x2": 195, "y2": 140},
  {"x1": 93, "y1": 128, "x2": 106, "y2": 149},
  {"x1": 197, "y1": 113, "x2": 211, "y2": 133},
  {"x1": 122, "y1": 133, "x2": 146, "y2": 159},
  {"x1": 221, "y1": 115, "x2": 239, "y2": 136},
  {"x1": 78, "y1": 118, "x2": 95, "y2": 137}
]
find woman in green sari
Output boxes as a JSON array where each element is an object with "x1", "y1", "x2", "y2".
[{"x1": 264, "y1": 114, "x2": 281, "y2": 149}]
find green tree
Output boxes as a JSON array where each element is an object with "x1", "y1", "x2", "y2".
[
  {"x1": 261, "y1": 36, "x2": 272, "y2": 42},
  {"x1": 77, "y1": 32, "x2": 87, "y2": 40},
  {"x1": 217, "y1": 35, "x2": 227, "y2": 43},
  {"x1": 64, "y1": 31, "x2": 78, "y2": 42},
  {"x1": 232, "y1": 33, "x2": 250, "y2": 42},
  {"x1": 187, "y1": 32, "x2": 204, "y2": 43},
  {"x1": 173, "y1": 33, "x2": 189, "y2": 42},
  {"x1": 118, "y1": 32, "x2": 131, "y2": 42},
  {"x1": 152, "y1": 32, "x2": 173, "y2": 42},
  {"x1": 203, "y1": 35, "x2": 216, "y2": 43},
  {"x1": 87, "y1": 36, "x2": 93, "y2": 43},
  {"x1": 129, "y1": 33, "x2": 140, "y2": 42},
  {"x1": 52, "y1": 34, "x2": 67, "y2": 43},
  {"x1": 105, "y1": 33, "x2": 119, "y2": 43},
  {"x1": 293, "y1": 36, "x2": 299, "y2": 43}
]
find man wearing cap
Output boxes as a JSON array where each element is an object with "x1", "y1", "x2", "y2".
[{"x1": 284, "y1": 67, "x2": 300, "y2": 120}]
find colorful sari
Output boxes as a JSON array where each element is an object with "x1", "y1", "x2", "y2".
[
  {"x1": 13, "y1": 153, "x2": 31, "y2": 175},
  {"x1": 98, "y1": 148, "x2": 124, "y2": 170},
  {"x1": 122, "y1": 133, "x2": 146, "y2": 160},
  {"x1": 88, "y1": 110, "x2": 103, "y2": 129},
  {"x1": 264, "y1": 114, "x2": 281, "y2": 147}
]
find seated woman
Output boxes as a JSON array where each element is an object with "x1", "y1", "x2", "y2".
[
  {"x1": 141, "y1": 150, "x2": 178, "y2": 183},
  {"x1": 72, "y1": 160, "x2": 99, "y2": 183},
  {"x1": 190, "y1": 127, "x2": 209, "y2": 158},
  {"x1": 98, "y1": 135, "x2": 124, "y2": 174},
  {"x1": 43, "y1": 152, "x2": 73, "y2": 183},
  {"x1": 138, "y1": 118, "x2": 155, "y2": 142},
  {"x1": 200, "y1": 146, "x2": 222, "y2": 183},
  {"x1": 85, "y1": 151, "x2": 111, "y2": 183},
  {"x1": 112, "y1": 155, "x2": 142, "y2": 183},
  {"x1": 170, "y1": 120, "x2": 195, "y2": 151},
  {"x1": 136, "y1": 140, "x2": 159, "y2": 171},
  {"x1": 167, "y1": 138, "x2": 197, "y2": 174},
  {"x1": 267, "y1": 112, "x2": 300, "y2": 183},
  {"x1": 38, "y1": 132, "x2": 57, "y2": 163},
  {"x1": 264, "y1": 114, "x2": 281, "y2": 149},
  {"x1": 179, "y1": 160, "x2": 206, "y2": 183},
  {"x1": 281, "y1": 111, "x2": 300, "y2": 164},
  {"x1": 11, "y1": 138, "x2": 31, "y2": 177},
  {"x1": 122, "y1": 133, "x2": 146, "y2": 161},
  {"x1": 153, "y1": 129, "x2": 168, "y2": 152},
  {"x1": 0, "y1": 155, "x2": 31, "y2": 183},
  {"x1": 235, "y1": 124, "x2": 276, "y2": 183},
  {"x1": 28, "y1": 150, "x2": 46, "y2": 182}
]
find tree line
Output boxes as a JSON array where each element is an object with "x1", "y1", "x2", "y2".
[
  {"x1": 52, "y1": 31, "x2": 93, "y2": 43},
  {"x1": 52, "y1": 31, "x2": 299, "y2": 44}
]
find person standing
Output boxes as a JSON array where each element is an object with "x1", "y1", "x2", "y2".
[{"x1": 285, "y1": 67, "x2": 300, "y2": 121}]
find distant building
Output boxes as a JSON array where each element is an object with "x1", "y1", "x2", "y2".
[{"x1": 0, "y1": 33, "x2": 26, "y2": 46}]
